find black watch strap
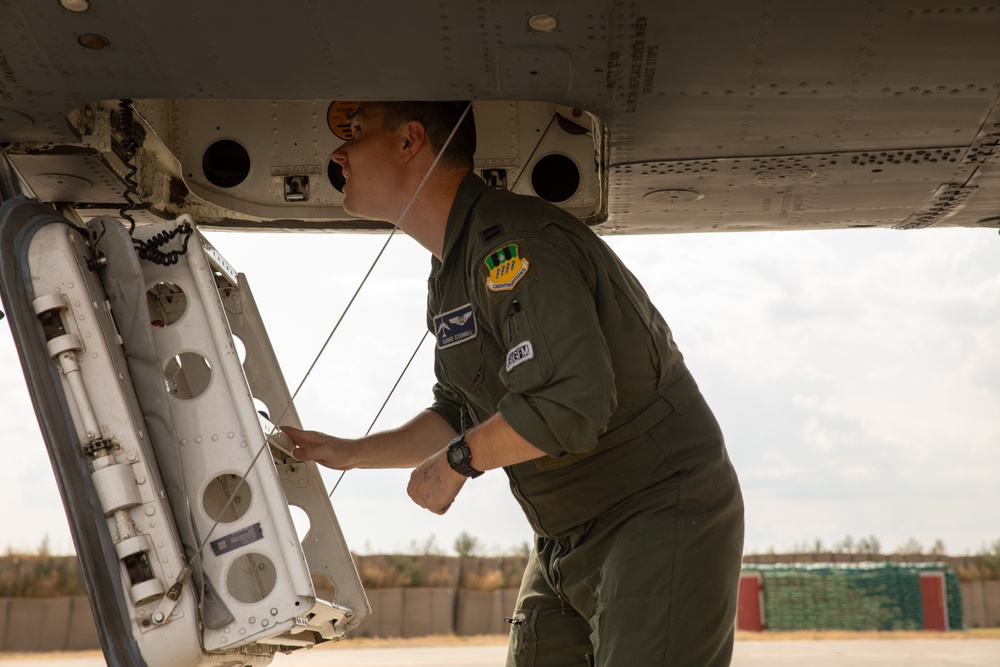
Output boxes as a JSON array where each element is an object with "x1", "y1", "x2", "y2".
[{"x1": 447, "y1": 436, "x2": 483, "y2": 478}]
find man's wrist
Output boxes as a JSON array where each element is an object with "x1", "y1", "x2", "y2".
[{"x1": 446, "y1": 435, "x2": 483, "y2": 478}]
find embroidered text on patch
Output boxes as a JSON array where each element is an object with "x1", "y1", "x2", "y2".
[
  {"x1": 434, "y1": 303, "x2": 478, "y2": 349},
  {"x1": 484, "y1": 243, "x2": 530, "y2": 292},
  {"x1": 505, "y1": 341, "x2": 535, "y2": 372}
]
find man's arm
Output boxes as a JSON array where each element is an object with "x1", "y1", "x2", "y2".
[
  {"x1": 283, "y1": 409, "x2": 458, "y2": 470},
  {"x1": 407, "y1": 411, "x2": 546, "y2": 514}
]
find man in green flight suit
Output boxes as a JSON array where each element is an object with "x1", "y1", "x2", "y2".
[{"x1": 284, "y1": 101, "x2": 744, "y2": 666}]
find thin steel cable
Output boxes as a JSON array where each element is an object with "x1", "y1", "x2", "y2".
[
  {"x1": 183, "y1": 102, "x2": 473, "y2": 572},
  {"x1": 328, "y1": 329, "x2": 430, "y2": 497},
  {"x1": 277, "y1": 100, "x2": 472, "y2": 427},
  {"x1": 510, "y1": 113, "x2": 558, "y2": 192}
]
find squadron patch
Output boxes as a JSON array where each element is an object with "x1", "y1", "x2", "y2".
[
  {"x1": 484, "y1": 243, "x2": 530, "y2": 292},
  {"x1": 505, "y1": 341, "x2": 534, "y2": 372},
  {"x1": 434, "y1": 303, "x2": 478, "y2": 349}
]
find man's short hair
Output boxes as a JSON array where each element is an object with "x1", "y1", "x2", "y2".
[{"x1": 376, "y1": 102, "x2": 476, "y2": 171}]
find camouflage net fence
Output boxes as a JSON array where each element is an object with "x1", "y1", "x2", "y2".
[{"x1": 742, "y1": 562, "x2": 963, "y2": 631}]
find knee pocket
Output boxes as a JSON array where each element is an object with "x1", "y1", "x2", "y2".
[
  {"x1": 505, "y1": 605, "x2": 592, "y2": 667},
  {"x1": 505, "y1": 608, "x2": 536, "y2": 666}
]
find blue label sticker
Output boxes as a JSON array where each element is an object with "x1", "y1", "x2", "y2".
[
  {"x1": 434, "y1": 303, "x2": 477, "y2": 349},
  {"x1": 210, "y1": 522, "x2": 264, "y2": 556}
]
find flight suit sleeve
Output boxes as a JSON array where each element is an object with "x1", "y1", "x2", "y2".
[
  {"x1": 427, "y1": 381, "x2": 464, "y2": 436},
  {"x1": 472, "y1": 225, "x2": 617, "y2": 458}
]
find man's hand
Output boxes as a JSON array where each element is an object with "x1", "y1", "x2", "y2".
[
  {"x1": 407, "y1": 449, "x2": 467, "y2": 515},
  {"x1": 281, "y1": 426, "x2": 359, "y2": 470}
]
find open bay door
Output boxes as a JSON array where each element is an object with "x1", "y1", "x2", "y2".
[{"x1": 0, "y1": 183, "x2": 369, "y2": 666}]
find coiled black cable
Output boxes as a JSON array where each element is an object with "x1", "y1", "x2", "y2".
[
  {"x1": 134, "y1": 222, "x2": 193, "y2": 266},
  {"x1": 117, "y1": 100, "x2": 141, "y2": 235},
  {"x1": 117, "y1": 100, "x2": 194, "y2": 266}
]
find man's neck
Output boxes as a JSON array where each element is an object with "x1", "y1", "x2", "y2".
[{"x1": 394, "y1": 168, "x2": 468, "y2": 261}]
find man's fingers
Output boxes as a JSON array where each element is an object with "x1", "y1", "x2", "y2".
[
  {"x1": 291, "y1": 445, "x2": 314, "y2": 461},
  {"x1": 280, "y1": 425, "x2": 320, "y2": 445}
]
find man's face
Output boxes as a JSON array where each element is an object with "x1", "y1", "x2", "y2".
[{"x1": 330, "y1": 104, "x2": 403, "y2": 221}]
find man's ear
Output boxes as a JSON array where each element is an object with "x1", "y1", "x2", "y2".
[{"x1": 400, "y1": 120, "x2": 427, "y2": 162}]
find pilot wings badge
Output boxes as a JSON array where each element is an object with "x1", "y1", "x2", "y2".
[
  {"x1": 434, "y1": 303, "x2": 477, "y2": 349},
  {"x1": 484, "y1": 243, "x2": 529, "y2": 292}
]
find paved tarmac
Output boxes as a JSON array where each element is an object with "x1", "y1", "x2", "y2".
[{"x1": 0, "y1": 639, "x2": 998, "y2": 666}]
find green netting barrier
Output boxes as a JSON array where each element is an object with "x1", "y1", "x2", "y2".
[{"x1": 742, "y1": 562, "x2": 963, "y2": 631}]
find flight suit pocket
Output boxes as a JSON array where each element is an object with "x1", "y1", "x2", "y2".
[
  {"x1": 505, "y1": 608, "x2": 536, "y2": 666},
  {"x1": 500, "y1": 298, "x2": 553, "y2": 394}
]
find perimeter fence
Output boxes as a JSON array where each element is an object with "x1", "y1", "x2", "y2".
[{"x1": 1, "y1": 553, "x2": 999, "y2": 651}]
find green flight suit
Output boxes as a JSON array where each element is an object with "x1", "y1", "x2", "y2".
[{"x1": 427, "y1": 173, "x2": 744, "y2": 666}]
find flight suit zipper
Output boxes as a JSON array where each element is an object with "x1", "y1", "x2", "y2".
[
  {"x1": 507, "y1": 467, "x2": 546, "y2": 537},
  {"x1": 504, "y1": 300, "x2": 522, "y2": 345},
  {"x1": 551, "y1": 539, "x2": 568, "y2": 612}
]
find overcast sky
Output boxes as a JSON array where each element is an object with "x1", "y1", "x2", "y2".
[{"x1": 1, "y1": 225, "x2": 997, "y2": 557}]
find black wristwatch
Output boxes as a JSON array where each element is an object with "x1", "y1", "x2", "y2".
[{"x1": 447, "y1": 435, "x2": 483, "y2": 478}]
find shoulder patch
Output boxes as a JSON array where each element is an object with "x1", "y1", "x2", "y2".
[
  {"x1": 505, "y1": 341, "x2": 534, "y2": 372},
  {"x1": 434, "y1": 303, "x2": 478, "y2": 349},
  {"x1": 484, "y1": 243, "x2": 530, "y2": 292}
]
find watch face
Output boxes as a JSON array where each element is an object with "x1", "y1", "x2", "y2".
[{"x1": 448, "y1": 447, "x2": 464, "y2": 464}]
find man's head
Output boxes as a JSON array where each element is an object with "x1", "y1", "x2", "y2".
[
  {"x1": 364, "y1": 101, "x2": 476, "y2": 171},
  {"x1": 331, "y1": 101, "x2": 476, "y2": 222}
]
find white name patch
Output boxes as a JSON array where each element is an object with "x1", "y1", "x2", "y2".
[{"x1": 505, "y1": 341, "x2": 534, "y2": 372}]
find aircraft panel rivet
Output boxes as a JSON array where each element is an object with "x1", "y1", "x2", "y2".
[
  {"x1": 528, "y1": 14, "x2": 558, "y2": 32},
  {"x1": 271, "y1": 608, "x2": 278, "y2": 615},
  {"x1": 78, "y1": 33, "x2": 110, "y2": 50},
  {"x1": 60, "y1": 0, "x2": 90, "y2": 11}
]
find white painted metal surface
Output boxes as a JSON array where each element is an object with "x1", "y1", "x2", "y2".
[{"x1": 24, "y1": 217, "x2": 369, "y2": 666}]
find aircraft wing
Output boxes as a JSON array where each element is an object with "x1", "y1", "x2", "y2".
[{"x1": 0, "y1": 0, "x2": 997, "y2": 233}]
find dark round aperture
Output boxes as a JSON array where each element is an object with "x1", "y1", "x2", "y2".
[
  {"x1": 202, "y1": 139, "x2": 250, "y2": 188},
  {"x1": 531, "y1": 154, "x2": 580, "y2": 203}
]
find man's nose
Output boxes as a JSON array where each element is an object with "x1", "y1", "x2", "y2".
[{"x1": 331, "y1": 142, "x2": 348, "y2": 165}]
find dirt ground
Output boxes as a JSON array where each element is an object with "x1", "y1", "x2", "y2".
[{"x1": 1, "y1": 628, "x2": 998, "y2": 662}]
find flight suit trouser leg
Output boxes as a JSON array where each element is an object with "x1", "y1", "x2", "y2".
[
  {"x1": 583, "y1": 460, "x2": 744, "y2": 666},
  {"x1": 505, "y1": 548, "x2": 593, "y2": 667},
  {"x1": 505, "y1": 396, "x2": 744, "y2": 667}
]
